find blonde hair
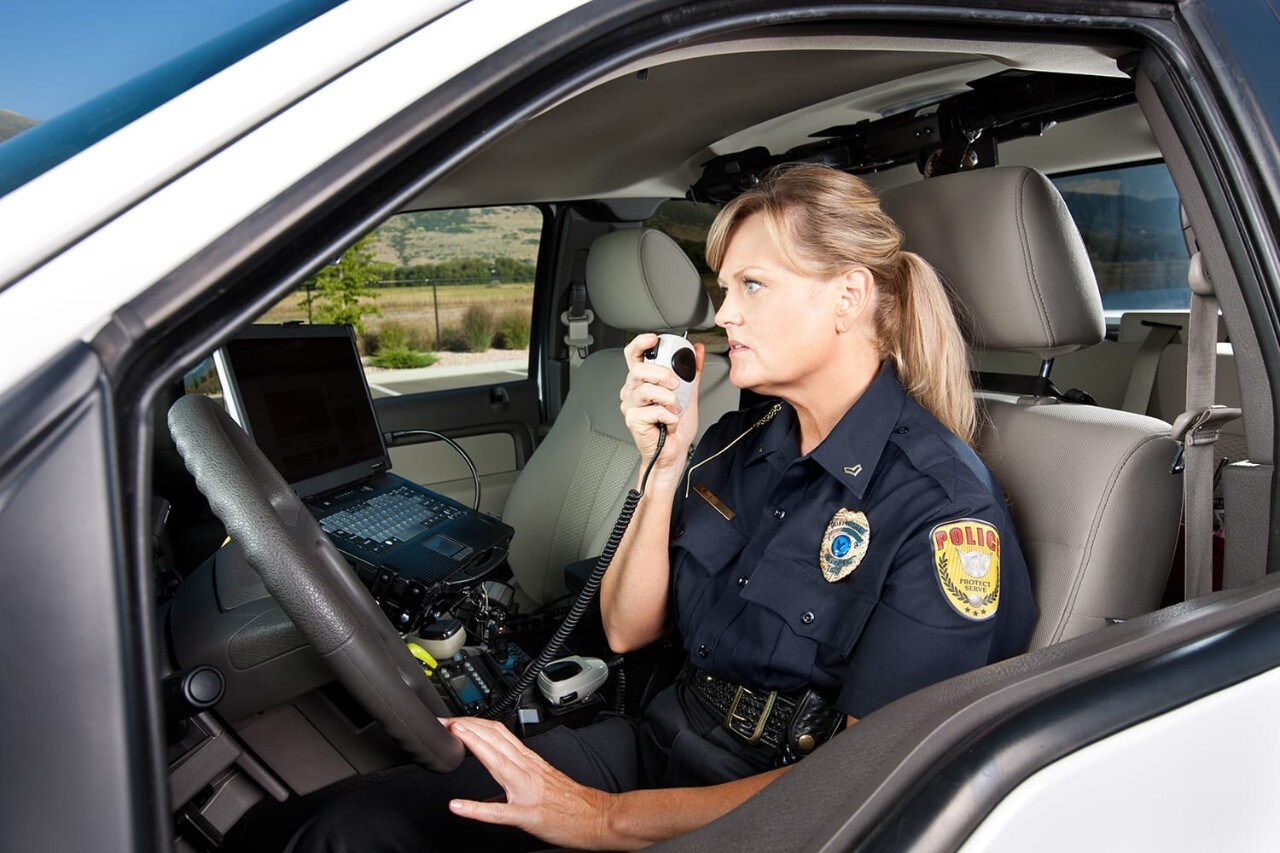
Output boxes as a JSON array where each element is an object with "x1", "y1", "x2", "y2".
[{"x1": 705, "y1": 164, "x2": 976, "y2": 444}]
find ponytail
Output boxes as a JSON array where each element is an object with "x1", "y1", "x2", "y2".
[
  {"x1": 886, "y1": 252, "x2": 975, "y2": 444},
  {"x1": 707, "y1": 164, "x2": 976, "y2": 445}
]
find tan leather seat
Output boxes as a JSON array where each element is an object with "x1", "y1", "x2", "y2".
[
  {"x1": 501, "y1": 229, "x2": 736, "y2": 611},
  {"x1": 883, "y1": 167, "x2": 1183, "y2": 647}
]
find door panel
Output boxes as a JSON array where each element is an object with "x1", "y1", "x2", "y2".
[
  {"x1": 0, "y1": 344, "x2": 153, "y2": 852},
  {"x1": 388, "y1": 431, "x2": 520, "y2": 514},
  {"x1": 374, "y1": 380, "x2": 540, "y2": 515}
]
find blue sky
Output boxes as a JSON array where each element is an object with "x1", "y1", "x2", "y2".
[{"x1": 2, "y1": 0, "x2": 297, "y2": 121}]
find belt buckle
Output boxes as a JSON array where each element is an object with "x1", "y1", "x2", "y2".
[{"x1": 725, "y1": 685, "x2": 778, "y2": 745}]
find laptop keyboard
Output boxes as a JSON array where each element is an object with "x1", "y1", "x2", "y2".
[{"x1": 317, "y1": 485, "x2": 466, "y2": 553}]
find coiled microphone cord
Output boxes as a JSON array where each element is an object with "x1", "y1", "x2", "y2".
[{"x1": 484, "y1": 424, "x2": 666, "y2": 719}]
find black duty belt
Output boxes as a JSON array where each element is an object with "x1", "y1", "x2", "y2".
[{"x1": 683, "y1": 664, "x2": 846, "y2": 765}]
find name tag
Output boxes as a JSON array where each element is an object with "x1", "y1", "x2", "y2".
[{"x1": 693, "y1": 483, "x2": 735, "y2": 521}]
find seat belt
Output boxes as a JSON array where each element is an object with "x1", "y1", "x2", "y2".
[
  {"x1": 560, "y1": 298, "x2": 593, "y2": 374},
  {"x1": 1170, "y1": 251, "x2": 1240, "y2": 599},
  {"x1": 561, "y1": 250, "x2": 594, "y2": 375},
  {"x1": 1120, "y1": 320, "x2": 1181, "y2": 415}
]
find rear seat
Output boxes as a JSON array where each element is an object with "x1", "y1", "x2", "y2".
[{"x1": 975, "y1": 310, "x2": 1246, "y2": 464}]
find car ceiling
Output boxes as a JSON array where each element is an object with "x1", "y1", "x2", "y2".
[{"x1": 408, "y1": 29, "x2": 1149, "y2": 211}]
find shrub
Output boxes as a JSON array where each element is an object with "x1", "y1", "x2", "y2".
[
  {"x1": 377, "y1": 322, "x2": 408, "y2": 352},
  {"x1": 405, "y1": 325, "x2": 434, "y2": 351},
  {"x1": 369, "y1": 346, "x2": 438, "y2": 369},
  {"x1": 438, "y1": 326, "x2": 470, "y2": 352},
  {"x1": 496, "y1": 311, "x2": 531, "y2": 349},
  {"x1": 362, "y1": 321, "x2": 434, "y2": 355},
  {"x1": 460, "y1": 304, "x2": 496, "y2": 352}
]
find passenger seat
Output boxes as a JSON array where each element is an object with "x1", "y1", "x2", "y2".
[
  {"x1": 501, "y1": 229, "x2": 736, "y2": 612},
  {"x1": 972, "y1": 305, "x2": 1246, "y2": 471},
  {"x1": 883, "y1": 167, "x2": 1184, "y2": 647}
]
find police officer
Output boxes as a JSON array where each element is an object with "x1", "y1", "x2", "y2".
[{"x1": 290, "y1": 165, "x2": 1034, "y2": 852}]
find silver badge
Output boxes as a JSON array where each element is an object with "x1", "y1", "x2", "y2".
[{"x1": 820, "y1": 509, "x2": 870, "y2": 582}]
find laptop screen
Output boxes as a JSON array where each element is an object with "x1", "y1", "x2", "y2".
[{"x1": 220, "y1": 324, "x2": 390, "y2": 499}]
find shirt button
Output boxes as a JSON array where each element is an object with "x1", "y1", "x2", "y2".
[
  {"x1": 757, "y1": 444, "x2": 765, "y2": 453},
  {"x1": 801, "y1": 611, "x2": 815, "y2": 625},
  {"x1": 895, "y1": 425, "x2": 910, "y2": 435},
  {"x1": 737, "y1": 576, "x2": 749, "y2": 587},
  {"x1": 772, "y1": 507, "x2": 786, "y2": 520},
  {"x1": 674, "y1": 525, "x2": 685, "y2": 538},
  {"x1": 698, "y1": 644, "x2": 709, "y2": 658}
]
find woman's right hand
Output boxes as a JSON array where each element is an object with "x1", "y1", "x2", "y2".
[{"x1": 620, "y1": 334, "x2": 704, "y2": 491}]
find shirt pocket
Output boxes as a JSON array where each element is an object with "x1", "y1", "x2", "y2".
[
  {"x1": 671, "y1": 489, "x2": 750, "y2": 577},
  {"x1": 739, "y1": 554, "x2": 879, "y2": 658}
]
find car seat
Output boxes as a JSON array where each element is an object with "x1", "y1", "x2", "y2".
[
  {"x1": 882, "y1": 166, "x2": 1183, "y2": 647},
  {"x1": 501, "y1": 228, "x2": 736, "y2": 612}
]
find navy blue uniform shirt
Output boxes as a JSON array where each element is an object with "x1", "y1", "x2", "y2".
[{"x1": 670, "y1": 363, "x2": 1036, "y2": 719}]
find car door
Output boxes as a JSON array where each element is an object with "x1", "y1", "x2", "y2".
[
  {"x1": 0, "y1": 2, "x2": 604, "y2": 850},
  {"x1": 362, "y1": 205, "x2": 552, "y2": 515},
  {"x1": 3, "y1": 0, "x2": 1279, "y2": 851},
  {"x1": 223, "y1": 204, "x2": 556, "y2": 516},
  {"x1": 0, "y1": 345, "x2": 153, "y2": 851}
]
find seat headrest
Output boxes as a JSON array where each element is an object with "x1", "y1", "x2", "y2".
[
  {"x1": 585, "y1": 229, "x2": 715, "y2": 331},
  {"x1": 881, "y1": 166, "x2": 1104, "y2": 359}
]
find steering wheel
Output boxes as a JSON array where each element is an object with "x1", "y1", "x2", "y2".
[{"x1": 168, "y1": 393, "x2": 464, "y2": 771}]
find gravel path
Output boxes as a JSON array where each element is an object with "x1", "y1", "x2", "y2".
[{"x1": 363, "y1": 348, "x2": 527, "y2": 374}]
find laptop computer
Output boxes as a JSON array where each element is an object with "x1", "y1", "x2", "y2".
[{"x1": 218, "y1": 324, "x2": 514, "y2": 600}]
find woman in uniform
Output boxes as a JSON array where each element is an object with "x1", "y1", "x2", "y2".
[{"x1": 290, "y1": 164, "x2": 1034, "y2": 852}]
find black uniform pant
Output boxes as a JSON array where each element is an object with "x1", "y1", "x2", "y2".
[
  {"x1": 287, "y1": 716, "x2": 643, "y2": 853},
  {"x1": 287, "y1": 683, "x2": 772, "y2": 853}
]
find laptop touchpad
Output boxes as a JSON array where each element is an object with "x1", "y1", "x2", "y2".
[{"x1": 424, "y1": 534, "x2": 467, "y2": 558}]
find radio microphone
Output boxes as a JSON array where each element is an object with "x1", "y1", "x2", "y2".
[{"x1": 643, "y1": 334, "x2": 696, "y2": 413}]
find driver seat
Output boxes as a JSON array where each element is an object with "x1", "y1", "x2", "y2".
[
  {"x1": 501, "y1": 229, "x2": 736, "y2": 612},
  {"x1": 882, "y1": 167, "x2": 1183, "y2": 648}
]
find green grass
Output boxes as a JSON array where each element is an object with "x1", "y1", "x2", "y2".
[{"x1": 368, "y1": 347, "x2": 438, "y2": 369}]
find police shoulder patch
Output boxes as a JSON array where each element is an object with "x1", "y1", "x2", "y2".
[{"x1": 931, "y1": 518, "x2": 1001, "y2": 620}]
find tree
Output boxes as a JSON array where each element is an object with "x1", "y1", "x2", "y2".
[{"x1": 299, "y1": 234, "x2": 382, "y2": 330}]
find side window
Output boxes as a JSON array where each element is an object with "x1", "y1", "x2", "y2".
[
  {"x1": 1051, "y1": 162, "x2": 1191, "y2": 319},
  {"x1": 183, "y1": 356, "x2": 222, "y2": 400},
  {"x1": 260, "y1": 205, "x2": 543, "y2": 397},
  {"x1": 643, "y1": 199, "x2": 725, "y2": 352}
]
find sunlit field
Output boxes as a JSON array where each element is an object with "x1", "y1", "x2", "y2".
[{"x1": 259, "y1": 282, "x2": 534, "y2": 343}]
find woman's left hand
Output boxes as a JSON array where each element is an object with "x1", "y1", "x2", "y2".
[{"x1": 444, "y1": 717, "x2": 613, "y2": 849}]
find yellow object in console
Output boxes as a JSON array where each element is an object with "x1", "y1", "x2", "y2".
[{"x1": 405, "y1": 642, "x2": 438, "y2": 672}]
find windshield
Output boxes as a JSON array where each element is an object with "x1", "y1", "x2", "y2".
[{"x1": 0, "y1": 0, "x2": 345, "y2": 199}]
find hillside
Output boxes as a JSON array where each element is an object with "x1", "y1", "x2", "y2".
[
  {"x1": 369, "y1": 206, "x2": 543, "y2": 267},
  {"x1": 363, "y1": 199, "x2": 721, "y2": 274},
  {"x1": 645, "y1": 200, "x2": 719, "y2": 272},
  {"x1": 1059, "y1": 189, "x2": 1186, "y2": 266},
  {"x1": 0, "y1": 109, "x2": 38, "y2": 143}
]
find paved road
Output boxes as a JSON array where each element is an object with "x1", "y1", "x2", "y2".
[{"x1": 366, "y1": 360, "x2": 528, "y2": 397}]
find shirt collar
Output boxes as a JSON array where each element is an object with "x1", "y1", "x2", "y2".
[
  {"x1": 749, "y1": 361, "x2": 908, "y2": 500},
  {"x1": 748, "y1": 401, "x2": 799, "y2": 470}
]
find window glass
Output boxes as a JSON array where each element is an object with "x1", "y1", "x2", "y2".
[
  {"x1": 0, "y1": 0, "x2": 343, "y2": 199},
  {"x1": 643, "y1": 199, "x2": 725, "y2": 352},
  {"x1": 1052, "y1": 162, "x2": 1191, "y2": 316},
  {"x1": 259, "y1": 205, "x2": 542, "y2": 397},
  {"x1": 183, "y1": 355, "x2": 223, "y2": 400}
]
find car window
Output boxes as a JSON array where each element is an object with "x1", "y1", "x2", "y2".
[
  {"x1": 1051, "y1": 162, "x2": 1191, "y2": 318},
  {"x1": 0, "y1": 0, "x2": 344, "y2": 199},
  {"x1": 258, "y1": 205, "x2": 543, "y2": 397},
  {"x1": 643, "y1": 199, "x2": 725, "y2": 352},
  {"x1": 183, "y1": 356, "x2": 223, "y2": 401}
]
